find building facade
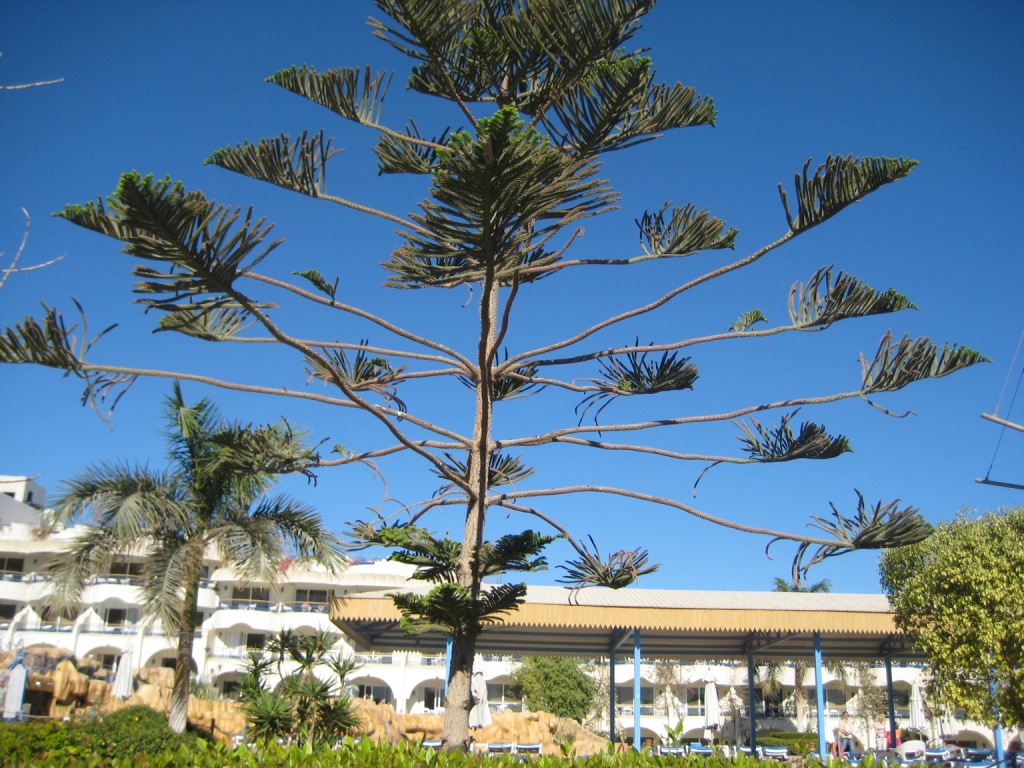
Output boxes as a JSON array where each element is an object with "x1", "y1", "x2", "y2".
[{"x1": 0, "y1": 475, "x2": 1005, "y2": 749}]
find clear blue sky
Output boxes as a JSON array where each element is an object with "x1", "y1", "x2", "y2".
[{"x1": 2, "y1": 1, "x2": 1022, "y2": 595}]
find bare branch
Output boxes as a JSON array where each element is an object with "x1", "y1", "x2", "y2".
[{"x1": 492, "y1": 484, "x2": 836, "y2": 546}]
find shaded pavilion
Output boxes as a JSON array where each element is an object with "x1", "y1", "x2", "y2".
[{"x1": 330, "y1": 584, "x2": 924, "y2": 755}]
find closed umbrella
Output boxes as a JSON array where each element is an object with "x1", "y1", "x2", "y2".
[
  {"x1": 909, "y1": 684, "x2": 926, "y2": 735},
  {"x1": 703, "y1": 678, "x2": 720, "y2": 743},
  {"x1": 468, "y1": 670, "x2": 491, "y2": 728},
  {"x1": 3, "y1": 657, "x2": 27, "y2": 721},
  {"x1": 112, "y1": 649, "x2": 134, "y2": 701}
]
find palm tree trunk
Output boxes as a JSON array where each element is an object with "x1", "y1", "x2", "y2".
[{"x1": 168, "y1": 570, "x2": 202, "y2": 734}]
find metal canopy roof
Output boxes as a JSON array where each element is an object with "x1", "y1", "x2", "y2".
[{"x1": 330, "y1": 584, "x2": 925, "y2": 662}]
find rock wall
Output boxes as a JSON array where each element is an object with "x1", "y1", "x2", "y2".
[{"x1": 2, "y1": 647, "x2": 608, "y2": 754}]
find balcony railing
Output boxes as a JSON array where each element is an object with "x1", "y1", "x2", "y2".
[
  {"x1": 89, "y1": 575, "x2": 144, "y2": 587},
  {"x1": 21, "y1": 621, "x2": 74, "y2": 633},
  {"x1": 354, "y1": 653, "x2": 393, "y2": 665},
  {"x1": 80, "y1": 622, "x2": 139, "y2": 635},
  {"x1": 216, "y1": 600, "x2": 328, "y2": 613},
  {"x1": 0, "y1": 571, "x2": 48, "y2": 582}
]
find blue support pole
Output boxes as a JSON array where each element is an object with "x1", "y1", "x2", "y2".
[
  {"x1": 634, "y1": 630, "x2": 642, "y2": 752},
  {"x1": 444, "y1": 636, "x2": 453, "y2": 695},
  {"x1": 609, "y1": 649, "x2": 617, "y2": 747},
  {"x1": 886, "y1": 656, "x2": 896, "y2": 749},
  {"x1": 747, "y1": 652, "x2": 758, "y2": 750},
  {"x1": 814, "y1": 632, "x2": 827, "y2": 758},
  {"x1": 991, "y1": 674, "x2": 1005, "y2": 766}
]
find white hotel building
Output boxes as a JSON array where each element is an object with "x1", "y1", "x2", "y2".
[{"x1": 0, "y1": 475, "x2": 1004, "y2": 750}]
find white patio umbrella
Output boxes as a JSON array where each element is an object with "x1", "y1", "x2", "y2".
[
  {"x1": 468, "y1": 670, "x2": 491, "y2": 728},
  {"x1": 909, "y1": 684, "x2": 926, "y2": 735},
  {"x1": 2, "y1": 658, "x2": 27, "y2": 720},
  {"x1": 703, "y1": 677, "x2": 720, "y2": 743},
  {"x1": 112, "y1": 648, "x2": 134, "y2": 701}
]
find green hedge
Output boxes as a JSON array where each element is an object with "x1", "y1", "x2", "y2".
[
  {"x1": 0, "y1": 705, "x2": 208, "y2": 766},
  {"x1": 757, "y1": 731, "x2": 818, "y2": 755},
  {"x1": 0, "y1": 735, "x2": 847, "y2": 768}
]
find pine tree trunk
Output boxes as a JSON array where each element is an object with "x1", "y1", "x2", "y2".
[
  {"x1": 441, "y1": 631, "x2": 480, "y2": 750},
  {"x1": 440, "y1": 267, "x2": 499, "y2": 751}
]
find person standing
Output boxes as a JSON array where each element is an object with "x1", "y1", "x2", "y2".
[{"x1": 874, "y1": 715, "x2": 889, "y2": 751}]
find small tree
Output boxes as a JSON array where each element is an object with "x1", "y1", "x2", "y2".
[
  {"x1": 880, "y1": 508, "x2": 1024, "y2": 729},
  {"x1": 513, "y1": 656, "x2": 596, "y2": 723},
  {"x1": 47, "y1": 384, "x2": 346, "y2": 733},
  {"x1": 237, "y1": 628, "x2": 360, "y2": 749},
  {"x1": 0, "y1": 0, "x2": 987, "y2": 750}
]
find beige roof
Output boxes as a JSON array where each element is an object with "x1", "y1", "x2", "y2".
[{"x1": 330, "y1": 584, "x2": 919, "y2": 662}]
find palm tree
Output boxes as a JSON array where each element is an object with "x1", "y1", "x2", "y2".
[
  {"x1": 47, "y1": 383, "x2": 346, "y2": 733},
  {"x1": 759, "y1": 577, "x2": 846, "y2": 732},
  {"x1": 238, "y1": 627, "x2": 360, "y2": 749}
]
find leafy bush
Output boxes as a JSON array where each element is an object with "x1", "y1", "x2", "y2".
[
  {"x1": 0, "y1": 705, "x2": 208, "y2": 766},
  {"x1": 758, "y1": 730, "x2": 818, "y2": 755}
]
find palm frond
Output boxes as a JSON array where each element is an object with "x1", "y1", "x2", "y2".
[
  {"x1": 735, "y1": 410, "x2": 852, "y2": 463},
  {"x1": 860, "y1": 332, "x2": 990, "y2": 394},
  {"x1": 206, "y1": 130, "x2": 341, "y2": 197},
  {"x1": 789, "y1": 266, "x2": 916, "y2": 329},
  {"x1": 211, "y1": 419, "x2": 321, "y2": 481},
  {"x1": 636, "y1": 202, "x2": 736, "y2": 258},
  {"x1": 266, "y1": 65, "x2": 392, "y2": 125},
  {"x1": 139, "y1": 534, "x2": 205, "y2": 631},
  {"x1": 53, "y1": 462, "x2": 186, "y2": 534},
  {"x1": 778, "y1": 155, "x2": 918, "y2": 233},
  {"x1": 305, "y1": 340, "x2": 408, "y2": 411},
  {"x1": 46, "y1": 527, "x2": 123, "y2": 612}
]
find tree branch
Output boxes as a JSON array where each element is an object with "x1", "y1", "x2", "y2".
[{"x1": 492, "y1": 485, "x2": 836, "y2": 546}]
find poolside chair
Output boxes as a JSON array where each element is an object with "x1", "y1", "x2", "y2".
[
  {"x1": 689, "y1": 744, "x2": 715, "y2": 757},
  {"x1": 517, "y1": 743, "x2": 542, "y2": 760},
  {"x1": 736, "y1": 746, "x2": 760, "y2": 759},
  {"x1": 422, "y1": 740, "x2": 443, "y2": 750},
  {"x1": 925, "y1": 747, "x2": 952, "y2": 763},
  {"x1": 488, "y1": 742, "x2": 514, "y2": 757},
  {"x1": 761, "y1": 746, "x2": 790, "y2": 761}
]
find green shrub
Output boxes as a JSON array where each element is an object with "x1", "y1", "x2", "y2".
[
  {"x1": 0, "y1": 705, "x2": 209, "y2": 766},
  {"x1": 758, "y1": 730, "x2": 818, "y2": 755}
]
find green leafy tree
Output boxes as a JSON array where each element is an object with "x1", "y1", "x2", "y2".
[
  {"x1": 237, "y1": 628, "x2": 360, "y2": 749},
  {"x1": 0, "y1": 0, "x2": 988, "y2": 750},
  {"x1": 47, "y1": 384, "x2": 346, "y2": 734},
  {"x1": 513, "y1": 656, "x2": 597, "y2": 723},
  {"x1": 880, "y1": 508, "x2": 1024, "y2": 729}
]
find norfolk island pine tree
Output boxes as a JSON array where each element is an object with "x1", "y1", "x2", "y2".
[{"x1": 0, "y1": 0, "x2": 988, "y2": 750}]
